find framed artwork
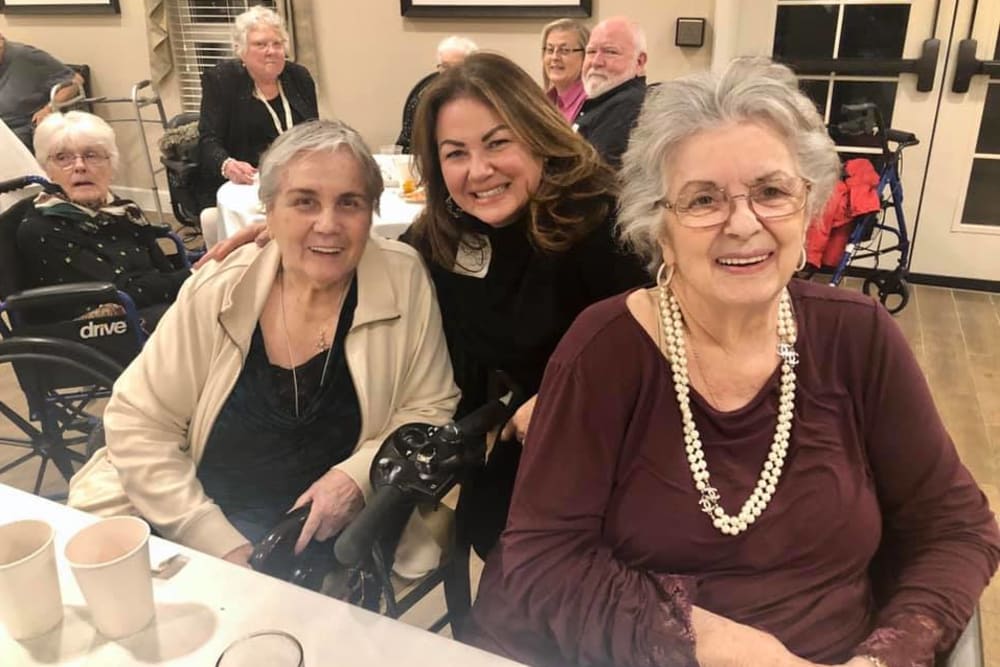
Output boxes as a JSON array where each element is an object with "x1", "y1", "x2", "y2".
[
  {"x1": 400, "y1": 0, "x2": 591, "y2": 19},
  {"x1": 0, "y1": 0, "x2": 121, "y2": 14}
]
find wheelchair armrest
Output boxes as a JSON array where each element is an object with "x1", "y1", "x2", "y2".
[{"x1": 4, "y1": 282, "x2": 120, "y2": 312}]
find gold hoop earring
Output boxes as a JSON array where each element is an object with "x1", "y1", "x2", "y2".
[
  {"x1": 656, "y1": 262, "x2": 675, "y2": 288},
  {"x1": 796, "y1": 247, "x2": 807, "y2": 272}
]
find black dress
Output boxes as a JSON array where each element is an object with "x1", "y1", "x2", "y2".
[{"x1": 405, "y1": 206, "x2": 648, "y2": 554}]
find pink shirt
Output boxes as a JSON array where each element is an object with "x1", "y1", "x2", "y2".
[{"x1": 547, "y1": 79, "x2": 586, "y2": 124}]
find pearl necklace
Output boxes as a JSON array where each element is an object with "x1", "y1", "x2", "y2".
[{"x1": 657, "y1": 285, "x2": 799, "y2": 536}]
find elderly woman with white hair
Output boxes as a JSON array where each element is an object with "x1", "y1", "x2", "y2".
[
  {"x1": 69, "y1": 119, "x2": 459, "y2": 575},
  {"x1": 467, "y1": 58, "x2": 999, "y2": 667},
  {"x1": 17, "y1": 110, "x2": 190, "y2": 327},
  {"x1": 196, "y1": 4, "x2": 317, "y2": 210}
]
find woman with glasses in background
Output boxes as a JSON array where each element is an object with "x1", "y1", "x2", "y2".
[
  {"x1": 540, "y1": 19, "x2": 589, "y2": 124},
  {"x1": 195, "y1": 5, "x2": 317, "y2": 211},
  {"x1": 468, "y1": 58, "x2": 999, "y2": 667},
  {"x1": 17, "y1": 110, "x2": 190, "y2": 328}
]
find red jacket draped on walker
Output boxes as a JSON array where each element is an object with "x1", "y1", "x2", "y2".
[{"x1": 807, "y1": 158, "x2": 881, "y2": 268}]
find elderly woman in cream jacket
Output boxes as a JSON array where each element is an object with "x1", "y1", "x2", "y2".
[{"x1": 69, "y1": 120, "x2": 458, "y2": 575}]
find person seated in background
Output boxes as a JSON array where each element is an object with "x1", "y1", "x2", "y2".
[
  {"x1": 196, "y1": 5, "x2": 318, "y2": 211},
  {"x1": 17, "y1": 111, "x2": 189, "y2": 329},
  {"x1": 68, "y1": 120, "x2": 459, "y2": 575},
  {"x1": 394, "y1": 35, "x2": 478, "y2": 153},
  {"x1": 540, "y1": 19, "x2": 589, "y2": 124},
  {"x1": 0, "y1": 31, "x2": 83, "y2": 149},
  {"x1": 466, "y1": 58, "x2": 1000, "y2": 667},
  {"x1": 575, "y1": 16, "x2": 648, "y2": 168}
]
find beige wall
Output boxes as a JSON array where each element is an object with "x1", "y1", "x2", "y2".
[
  {"x1": 308, "y1": 0, "x2": 714, "y2": 148},
  {"x1": 1, "y1": 0, "x2": 714, "y2": 192}
]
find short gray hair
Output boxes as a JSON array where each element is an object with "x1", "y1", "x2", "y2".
[
  {"x1": 618, "y1": 57, "x2": 840, "y2": 274},
  {"x1": 33, "y1": 110, "x2": 120, "y2": 172},
  {"x1": 436, "y1": 35, "x2": 478, "y2": 63},
  {"x1": 233, "y1": 5, "x2": 289, "y2": 57},
  {"x1": 258, "y1": 119, "x2": 383, "y2": 213}
]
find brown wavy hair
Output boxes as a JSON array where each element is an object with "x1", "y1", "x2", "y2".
[{"x1": 409, "y1": 52, "x2": 617, "y2": 270}]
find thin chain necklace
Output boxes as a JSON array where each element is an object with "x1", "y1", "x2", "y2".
[
  {"x1": 657, "y1": 285, "x2": 799, "y2": 536},
  {"x1": 278, "y1": 271, "x2": 348, "y2": 418}
]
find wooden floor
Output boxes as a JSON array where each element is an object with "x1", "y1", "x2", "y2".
[{"x1": 1, "y1": 281, "x2": 998, "y2": 661}]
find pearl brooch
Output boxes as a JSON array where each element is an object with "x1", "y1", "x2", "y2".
[{"x1": 657, "y1": 284, "x2": 798, "y2": 536}]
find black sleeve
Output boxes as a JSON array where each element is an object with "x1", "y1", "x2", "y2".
[
  {"x1": 300, "y1": 66, "x2": 318, "y2": 119},
  {"x1": 575, "y1": 213, "x2": 650, "y2": 300},
  {"x1": 197, "y1": 64, "x2": 232, "y2": 179}
]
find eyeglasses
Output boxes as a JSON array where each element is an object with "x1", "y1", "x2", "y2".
[
  {"x1": 49, "y1": 151, "x2": 111, "y2": 170},
  {"x1": 248, "y1": 39, "x2": 285, "y2": 52},
  {"x1": 655, "y1": 177, "x2": 811, "y2": 228},
  {"x1": 543, "y1": 46, "x2": 584, "y2": 57}
]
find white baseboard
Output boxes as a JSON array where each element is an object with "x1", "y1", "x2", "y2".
[{"x1": 113, "y1": 186, "x2": 173, "y2": 218}]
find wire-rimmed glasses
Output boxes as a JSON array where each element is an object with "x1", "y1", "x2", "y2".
[
  {"x1": 543, "y1": 46, "x2": 584, "y2": 57},
  {"x1": 655, "y1": 177, "x2": 812, "y2": 228},
  {"x1": 48, "y1": 151, "x2": 111, "y2": 171}
]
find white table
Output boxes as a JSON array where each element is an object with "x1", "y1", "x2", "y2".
[
  {"x1": 0, "y1": 118, "x2": 45, "y2": 214},
  {"x1": 0, "y1": 484, "x2": 523, "y2": 666},
  {"x1": 215, "y1": 179, "x2": 424, "y2": 246}
]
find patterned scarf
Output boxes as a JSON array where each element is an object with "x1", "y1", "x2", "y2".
[{"x1": 34, "y1": 190, "x2": 150, "y2": 235}]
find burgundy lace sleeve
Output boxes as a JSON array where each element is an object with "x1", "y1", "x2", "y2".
[{"x1": 855, "y1": 304, "x2": 1000, "y2": 666}]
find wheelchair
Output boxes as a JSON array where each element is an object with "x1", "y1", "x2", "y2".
[{"x1": 0, "y1": 175, "x2": 193, "y2": 498}]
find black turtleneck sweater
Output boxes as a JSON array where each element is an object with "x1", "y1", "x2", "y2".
[{"x1": 406, "y1": 208, "x2": 648, "y2": 418}]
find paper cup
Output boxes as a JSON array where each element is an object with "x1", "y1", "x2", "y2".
[
  {"x1": 65, "y1": 516, "x2": 154, "y2": 639},
  {"x1": 0, "y1": 520, "x2": 63, "y2": 639}
]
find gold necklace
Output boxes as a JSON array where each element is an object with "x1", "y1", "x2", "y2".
[{"x1": 278, "y1": 272, "x2": 348, "y2": 418}]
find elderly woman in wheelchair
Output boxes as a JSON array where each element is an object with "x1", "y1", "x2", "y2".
[
  {"x1": 67, "y1": 119, "x2": 459, "y2": 577},
  {"x1": 15, "y1": 111, "x2": 190, "y2": 330}
]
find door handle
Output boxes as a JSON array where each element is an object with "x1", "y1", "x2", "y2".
[
  {"x1": 953, "y1": 39, "x2": 1000, "y2": 93},
  {"x1": 779, "y1": 38, "x2": 940, "y2": 92}
]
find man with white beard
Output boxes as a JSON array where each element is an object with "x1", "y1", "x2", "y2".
[{"x1": 574, "y1": 17, "x2": 647, "y2": 168}]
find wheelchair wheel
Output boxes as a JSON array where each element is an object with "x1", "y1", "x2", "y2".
[
  {"x1": 0, "y1": 336, "x2": 123, "y2": 499},
  {"x1": 862, "y1": 276, "x2": 910, "y2": 314}
]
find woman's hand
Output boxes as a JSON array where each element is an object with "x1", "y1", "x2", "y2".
[
  {"x1": 193, "y1": 222, "x2": 270, "y2": 268},
  {"x1": 223, "y1": 158, "x2": 257, "y2": 185},
  {"x1": 692, "y1": 607, "x2": 819, "y2": 667},
  {"x1": 291, "y1": 468, "x2": 365, "y2": 555},
  {"x1": 500, "y1": 394, "x2": 537, "y2": 443},
  {"x1": 222, "y1": 543, "x2": 253, "y2": 568}
]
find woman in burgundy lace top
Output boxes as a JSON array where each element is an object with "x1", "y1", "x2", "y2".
[{"x1": 465, "y1": 58, "x2": 1000, "y2": 667}]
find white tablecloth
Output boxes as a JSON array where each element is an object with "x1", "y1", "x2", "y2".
[
  {"x1": 214, "y1": 179, "x2": 423, "y2": 245},
  {"x1": 0, "y1": 118, "x2": 45, "y2": 214},
  {"x1": 0, "y1": 483, "x2": 523, "y2": 666}
]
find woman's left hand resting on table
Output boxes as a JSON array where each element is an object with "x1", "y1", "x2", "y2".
[{"x1": 291, "y1": 468, "x2": 365, "y2": 555}]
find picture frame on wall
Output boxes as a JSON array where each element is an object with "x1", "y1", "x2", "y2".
[
  {"x1": 0, "y1": 0, "x2": 121, "y2": 14},
  {"x1": 400, "y1": 0, "x2": 591, "y2": 19}
]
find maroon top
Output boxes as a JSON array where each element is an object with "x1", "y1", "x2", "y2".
[{"x1": 466, "y1": 280, "x2": 1000, "y2": 667}]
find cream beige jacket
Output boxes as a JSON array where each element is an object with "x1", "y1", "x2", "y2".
[{"x1": 69, "y1": 237, "x2": 459, "y2": 572}]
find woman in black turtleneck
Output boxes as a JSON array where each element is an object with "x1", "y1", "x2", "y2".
[{"x1": 404, "y1": 52, "x2": 647, "y2": 557}]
